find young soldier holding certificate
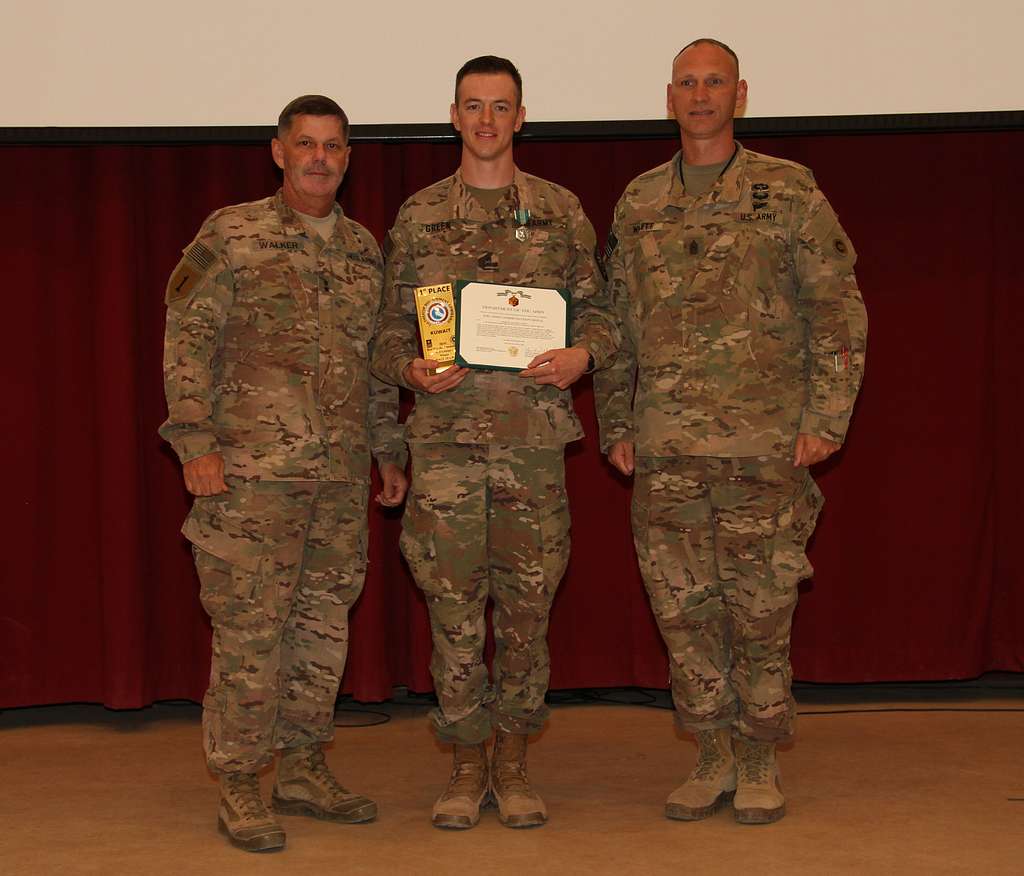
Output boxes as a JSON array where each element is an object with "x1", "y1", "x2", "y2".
[{"x1": 371, "y1": 56, "x2": 618, "y2": 830}]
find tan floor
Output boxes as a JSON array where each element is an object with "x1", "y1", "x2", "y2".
[{"x1": 2, "y1": 686, "x2": 1022, "y2": 875}]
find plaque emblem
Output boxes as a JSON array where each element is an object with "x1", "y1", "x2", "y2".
[{"x1": 425, "y1": 300, "x2": 451, "y2": 324}]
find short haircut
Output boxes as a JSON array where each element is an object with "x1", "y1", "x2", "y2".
[
  {"x1": 454, "y1": 55, "x2": 523, "y2": 106},
  {"x1": 277, "y1": 95, "x2": 350, "y2": 141},
  {"x1": 673, "y1": 38, "x2": 740, "y2": 77}
]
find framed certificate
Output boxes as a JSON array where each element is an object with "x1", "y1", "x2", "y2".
[{"x1": 454, "y1": 281, "x2": 571, "y2": 372}]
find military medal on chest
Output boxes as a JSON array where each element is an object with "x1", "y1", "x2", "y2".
[{"x1": 514, "y1": 208, "x2": 531, "y2": 242}]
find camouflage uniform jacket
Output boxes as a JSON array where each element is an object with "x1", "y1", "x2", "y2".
[
  {"x1": 372, "y1": 167, "x2": 619, "y2": 446},
  {"x1": 160, "y1": 190, "x2": 406, "y2": 482},
  {"x1": 595, "y1": 145, "x2": 867, "y2": 458}
]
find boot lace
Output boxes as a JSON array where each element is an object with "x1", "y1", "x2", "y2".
[
  {"x1": 494, "y1": 760, "x2": 532, "y2": 796},
  {"x1": 440, "y1": 747, "x2": 486, "y2": 800},
  {"x1": 304, "y1": 746, "x2": 352, "y2": 797},
  {"x1": 443, "y1": 763, "x2": 485, "y2": 798},
  {"x1": 226, "y1": 774, "x2": 268, "y2": 819},
  {"x1": 690, "y1": 730, "x2": 726, "y2": 782},
  {"x1": 738, "y1": 742, "x2": 770, "y2": 784}
]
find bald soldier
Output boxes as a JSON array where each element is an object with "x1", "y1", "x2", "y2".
[
  {"x1": 596, "y1": 39, "x2": 866, "y2": 824},
  {"x1": 160, "y1": 95, "x2": 407, "y2": 852},
  {"x1": 372, "y1": 56, "x2": 618, "y2": 829}
]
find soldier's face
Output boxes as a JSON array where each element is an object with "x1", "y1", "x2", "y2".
[
  {"x1": 450, "y1": 73, "x2": 525, "y2": 163},
  {"x1": 667, "y1": 43, "x2": 747, "y2": 141},
  {"x1": 271, "y1": 114, "x2": 350, "y2": 206}
]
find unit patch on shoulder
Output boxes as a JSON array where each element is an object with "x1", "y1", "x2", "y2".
[{"x1": 166, "y1": 240, "x2": 216, "y2": 305}]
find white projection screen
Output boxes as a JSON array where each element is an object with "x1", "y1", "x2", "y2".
[{"x1": 2, "y1": 0, "x2": 1021, "y2": 132}]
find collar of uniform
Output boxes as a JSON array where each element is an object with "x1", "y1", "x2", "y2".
[
  {"x1": 714, "y1": 143, "x2": 746, "y2": 207},
  {"x1": 661, "y1": 142, "x2": 747, "y2": 211},
  {"x1": 448, "y1": 166, "x2": 534, "y2": 221},
  {"x1": 273, "y1": 189, "x2": 348, "y2": 244}
]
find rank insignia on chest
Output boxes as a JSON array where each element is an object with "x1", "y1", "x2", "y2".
[{"x1": 515, "y1": 226, "x2": 529, "y2": 242}]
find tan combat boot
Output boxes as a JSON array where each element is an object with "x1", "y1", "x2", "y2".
[
  {"x1": 665, "y1": 728, "x2": 737, "y2": 820},
  {"x1": 272, "y1": 743, "x2": 377, "y2": 823},
  {"x1": 218, "y1": 772, "x2": 286, "y2": 852},
  {"x1": 490, "y1": 731, "x2": 547, "y2": 828},
  {"x1": 733, "y1": 737, "x2": 785, "y2": 824},
  {"x1": 431, "y1": 742, "x2": 490, "y2": 829}
]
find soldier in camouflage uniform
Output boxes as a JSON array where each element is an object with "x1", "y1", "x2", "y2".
[
  {"x1": 371, "y1": 56, "x2": 618, "y2": 830},
  {"x1": 160, "y1": 95, "x2": 408, "y2": 852},
  {"x1": 595, "y1": 39, "x2": 867, "y2": 824}
]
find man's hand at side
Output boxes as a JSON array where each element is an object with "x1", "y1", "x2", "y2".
[
  {"x1": 183, "y1": 452, "x2": 229, "y2": 496},
  {"x1": 376, "y1": 463, "x2": 409, "y2": 507},
  {"x1": 608, "y1": 440, "x2": 635, "y2": 476},
  {"x1": 793, "y1": 433, "x2": 840, "y2": 467}
]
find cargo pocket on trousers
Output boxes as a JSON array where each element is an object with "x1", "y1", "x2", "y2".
[
  {"x1": 399, "y1": 492, "x2": 440, "y2": 594},
  {"x1": 185, "y1": 501, "x2": 268, "y2": 620},
  {"x1": 537, "y1": 490, "x2": 570, "y2": 593},
  {"x1": 769, "y1": 477, "x2": 825, "y2": 588},
  {"x1": 631, "y1": 470, "x2": 683, "y2": 626}
]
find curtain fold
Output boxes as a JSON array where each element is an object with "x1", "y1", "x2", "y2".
[{"x1": 2, "y1": 130, "x2": 1020, "y2": 709}]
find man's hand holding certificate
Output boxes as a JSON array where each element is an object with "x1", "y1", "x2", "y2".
[{"x1": 518, "y1": 345, "x2": 591, "y2": 390}]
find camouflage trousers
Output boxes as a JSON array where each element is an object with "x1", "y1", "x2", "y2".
[
  {"x1": 401, "y1": 443, "x2": 570, "y2": 744},
  {"x1": 632, "y1": 455, "x2": 823, "y2": 742},
  {"x1": 185, "y1": 479, "x2": 369, "y2": 774}
]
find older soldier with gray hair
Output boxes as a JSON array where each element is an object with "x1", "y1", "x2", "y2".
[
  {"x1": 160, "y1": 95, "x2": 407, "y2": 852},
  {"x1": 372, "y1": 56, "x2": 618, "y2": 830},
  {"x1": 596, "y1": 39, "x2": 867, "y2": 824}
]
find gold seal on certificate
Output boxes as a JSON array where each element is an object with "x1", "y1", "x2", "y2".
[
  {"x1": 414, "y1": 283, "x2": 457, "y2": 373},
  {"x1": 454, "y1": 281, "x2": 571, "y2": 372}
]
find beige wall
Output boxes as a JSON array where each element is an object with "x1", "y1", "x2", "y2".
[{"x1": 2, "y1": 0, "x2": 1019, "y2": 126}]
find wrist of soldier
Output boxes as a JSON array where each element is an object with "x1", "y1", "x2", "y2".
[{"x1": 176, "y1": 434, "x2": 221, "y2": 465}]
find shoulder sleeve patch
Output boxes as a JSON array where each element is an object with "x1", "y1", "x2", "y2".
[
  {"x1": 801, "y1": 197, "x2": 856, "y2": 269},
  {"x1": 165, "y1": 240, "x2": 217, "y2": 306}
]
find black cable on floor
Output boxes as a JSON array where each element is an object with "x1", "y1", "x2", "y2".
[{"x1": 333, "y1": 707, "x2": 391, "y2": 728}]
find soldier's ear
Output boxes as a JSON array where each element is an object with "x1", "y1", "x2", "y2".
[
  {"x1": 450, "y1": 103, "x2": 460, "y2": 131},
  {"x1": 514, "y1": 103, "x2": 525, "y2": 133},
  {"x1": 735, "y1": 80, "x2": 748, "y2": 116},
  {"x1": 271, "y1": 138, "x2": 285, "y2": 171}
]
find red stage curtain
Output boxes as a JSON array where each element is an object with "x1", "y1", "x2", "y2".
[{"x1": 2, "y1": 131, "x2": 1021, "y2": 709}]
